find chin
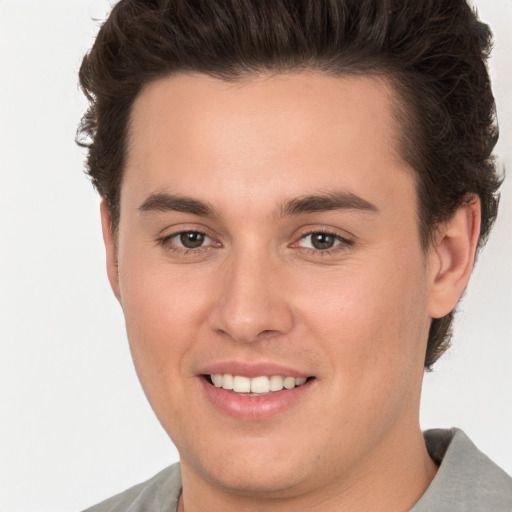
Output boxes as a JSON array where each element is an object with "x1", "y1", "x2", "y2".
[
  {"x1": 181, "y1": 438, "x2": 314, "y2": 497},
  {"x1": 204, "y1": 462, "x2": 308, "y2": 497}
]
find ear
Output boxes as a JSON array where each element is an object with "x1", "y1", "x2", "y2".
[
  {"x1": 427, "y1": 196, "x2": 481, "y2": 319},
  {"x1": 100, "y1": 200, "x2": 121, "y2": 302}
]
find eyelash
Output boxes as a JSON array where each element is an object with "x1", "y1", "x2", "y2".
[
  {"x1": 295, "y1": 230, "x2": 354, "y2": 256},
  {"x1": 157, "y1": 230, "x2": 214, "y2": 255},
  {"x1": 156, "y1": 229, "x2": 354, "y2": 256}
]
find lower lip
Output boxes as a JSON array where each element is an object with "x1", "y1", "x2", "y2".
[{"x1": 200, "y1": 377, "x2": 314, "y2": 421}]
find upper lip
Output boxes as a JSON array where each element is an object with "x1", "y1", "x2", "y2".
[{"x1": 199, "y1": 361, "x2": 311, "y2": 379}]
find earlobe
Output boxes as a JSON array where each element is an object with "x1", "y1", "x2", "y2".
[
  {"x1": 100, "y1": 200, "x2": 121, "y2": 302},
  {"x1": 427, "y1": 196, "x2": 481, "y2": 319}
]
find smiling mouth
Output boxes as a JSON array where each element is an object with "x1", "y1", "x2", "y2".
[{"x1": 205, "y1": 374, "x2": 314, "y2": 395}]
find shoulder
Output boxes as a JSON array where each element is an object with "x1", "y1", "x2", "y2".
[
  {"x1": 413, "y1": 428, "x2": 512, "y2": 512},
  {"x1": 82, "y1": 463, "x2": 182, "y2": 512}
]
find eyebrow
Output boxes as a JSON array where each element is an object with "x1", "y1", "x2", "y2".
[
  {"x1": 138, "y1": 190, "x2": 379, "y2": 218},
  {"x1": 278, "y1": 191, "x2": 379, "y2": 217},
  {"x1": 139, "y1": 193, "x2": 219, "y2": 218}
]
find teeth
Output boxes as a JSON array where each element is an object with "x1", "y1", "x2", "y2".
[
  {"x1": 221, "y1": 373, "x2": 234, "y2": 390},
  {"x1": 269, "y1": 375, "x2": 284, "y2": 391},
  {"x1": 210, "y1": 374, "x2": 309, "y2": 394},
  {"x1": 283, "y1": 376, "x2": 296, "y2": 389},
  {"x1": 232, "y1": 375, "x2": 251, "y2": 393},
  {"x1": 212, "y1": 374, "x2": 223, "y2": 387}
]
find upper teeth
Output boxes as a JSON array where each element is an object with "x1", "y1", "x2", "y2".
[{"x1": 210, "y1": 374, "x2": 308, "y2": 394}]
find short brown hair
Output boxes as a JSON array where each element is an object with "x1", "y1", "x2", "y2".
[{"x1": 77, "y1": 0, "x2": 502, "y2": 368}]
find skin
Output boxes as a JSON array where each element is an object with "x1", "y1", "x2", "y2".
[{"x1": 101, "y1": 72, "x2": 480, "y2": 511}]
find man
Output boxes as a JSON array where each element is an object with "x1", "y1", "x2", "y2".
[{"x1": 78, "y1": 0, "x2": 512, "y2": 510}]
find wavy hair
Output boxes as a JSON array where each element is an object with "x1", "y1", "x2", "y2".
[{"x1": 77, "y1": 0, "x2": 502, "y2": 368}]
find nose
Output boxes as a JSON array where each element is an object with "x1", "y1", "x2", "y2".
[{"x1": 208, "y1": 251, "x2": 295, "y2": 344}]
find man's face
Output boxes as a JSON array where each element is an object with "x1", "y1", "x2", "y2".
[{"x1": 109, "y1": 73, "x2": 436, "y2": 497}]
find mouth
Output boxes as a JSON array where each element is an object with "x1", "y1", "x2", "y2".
[
  {"x1": 198, "y1": 362, "x2": 316, "y2": 420},
  {"x1": 204, "y1": 373, "x2": 313, "y2": 396}
]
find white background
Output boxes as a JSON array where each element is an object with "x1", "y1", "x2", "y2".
[{"x1": 0, "y1": 1, "x2": 511, "y2": 511}]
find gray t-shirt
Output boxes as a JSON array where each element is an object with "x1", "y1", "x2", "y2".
[{"x1": 83, "y1": 428, "x2": 512, "y2": 511}]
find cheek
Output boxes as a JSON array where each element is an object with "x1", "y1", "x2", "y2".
[
  {"x1": 117, "y1": 252, "x2": 214, "y2": 382},
  {"x1": 296, "y1": 253, "x2": 429, "y2": 394},
  {"x1": 116, "y1": 261, "x2": 219, "y2": 440}
]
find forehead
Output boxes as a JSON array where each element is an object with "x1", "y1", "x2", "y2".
[{"x1": 124, "y1": 72, "x2": 415, "y2": 217}]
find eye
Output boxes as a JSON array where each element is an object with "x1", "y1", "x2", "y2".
[
  {"x1": 178, "y1": 231, "x2": 208, "y2": 249},
  {"x1": 296, "y1": 231, "x2": 352, "y2": 252},
  {"x1": 158, "y1": 230, "x2": 214, "y2": 251},
  {"x1": 301, "y1": 232, "x2": 338, "y2": 250}
]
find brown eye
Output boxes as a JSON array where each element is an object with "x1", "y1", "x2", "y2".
[
  {"x1": 296, "y1": 231, "x2": 351, "y2": 253},
  {"x1": 179, "y1": 231, "x2": 206, "y2": 248},
  {"x1": 309, "y1": 232, "x2": 337, "y2": 250}
]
